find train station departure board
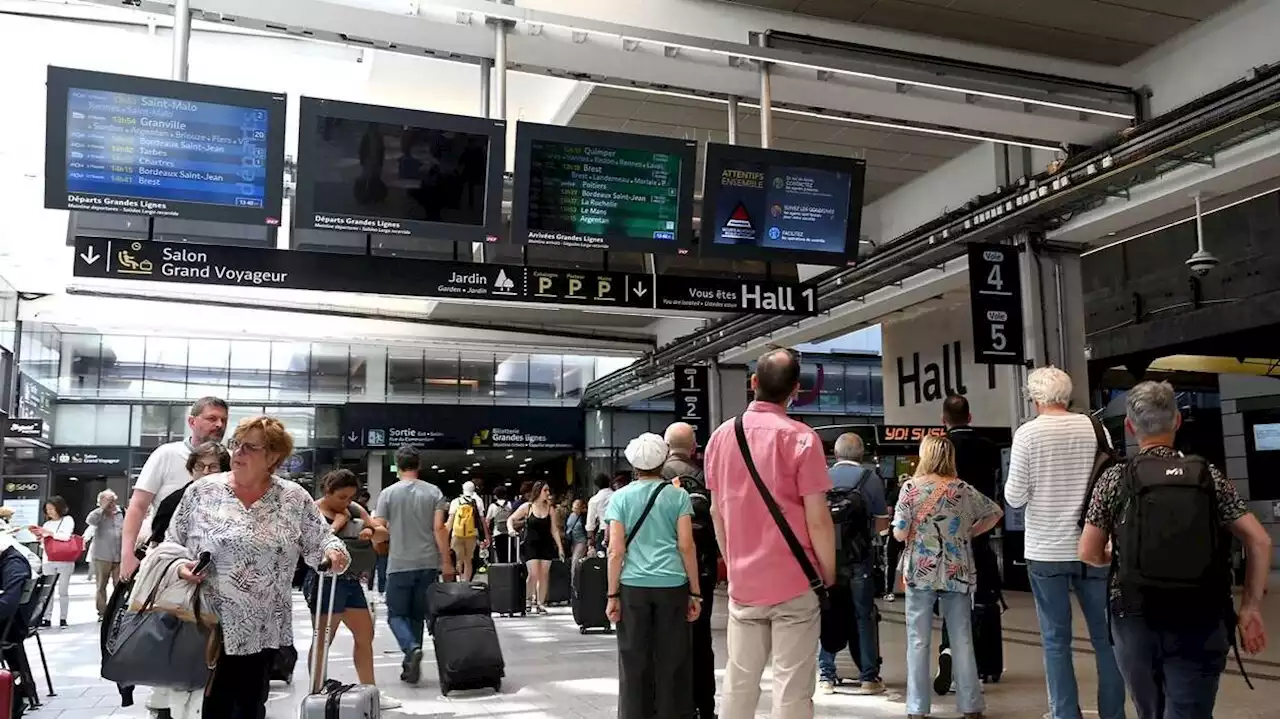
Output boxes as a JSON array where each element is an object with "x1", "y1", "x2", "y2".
[
  {"x1": 45, "y1": 67, "x2": 287, "y2": 226},
  {"x1": 511, "y1": 122, "x2": 697, "y2": 253}
]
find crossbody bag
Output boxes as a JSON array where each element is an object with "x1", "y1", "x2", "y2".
[{"x1": 896, "y1": 478, "x2": 952, "y2": 593}]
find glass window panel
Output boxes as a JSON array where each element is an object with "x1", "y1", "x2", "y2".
[
  {"x1": 819, "y1": 363, "x2": 845, "y2": 412},
  {"x1": 99, "y1": 335, "x2": 146, "y2": 399},
  {"x1": 170, "y1": 402, "x2": 190, "y2": 440},
  {"x1": 187, "y1": 339, "x2": 230, "y2": 399},
  {"x1": 314, "y1": 407, "x2": 340, "y2": 446},
  {"x1": 387, "y1": 348, "x2": 425, "y2": 402},
  {"x1": 349, "y1": 347, "x2": 375, "y2": 400},
  {"x1": 95, "y1": 405, "x2": 131, "y2": 445},
  {"x1": 270, "y1": 342, "x2": 312, "y2": 402},
  {"x1": 137, "y1": 404, "x2": 173, "y2": 448},
  {"x1": 494, "y1": 354, "x2": 530, "y2": 402},
  {"x1": 53, "y1": 404, "x2": 97, "y2": 445},
  {"x1": 423, "y1": 352, "x2": 459, "y2": 402},
  {"x1": 869, "y1": 365, "x2": 884, "y2": 414},
  {"x1": 226, "y1": 405, "x2": 265, "y2": 439},
  {"x1": 143, "y1": 337, "x2": 188, "y2": 400},
  {"x1": 529, "y1": 355, "x2": 562, "y2": 401},
  {"x1": 266, "y1": 406, "x2": 315, "y2": 449},
  {"x1": 458, "y1": 353, "x2": 495, "y2": 404},
  {"x1": 61, "y1": 334, "x2": 102, "y2": 398},
  {"x1": 560, "y1": 357, "x2": 598, "y2": 401},
  {"x1": 309, "y1": 344, "x2": 350, "y2": 403},
  {"x1": 228, "y1": 341, "x2": 271, "y2": 401},
  {"x1": 846, "y1": 365, "x2": 871, "y2": 414}
]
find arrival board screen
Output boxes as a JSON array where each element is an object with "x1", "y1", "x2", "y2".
[
  {"x1": 45, "y1": 67, "x2": 286, "y2": 224},
  {"x1": 701, "y1": 144, "x2": 864, "y2": 265},
  {"x1": 512, "y1": 124, "x2": 696, "y2": 253}
]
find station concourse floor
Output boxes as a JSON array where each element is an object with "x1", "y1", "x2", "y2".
[{"x1": 22, "y1": 572, "x2": 1280, "y2": 719}]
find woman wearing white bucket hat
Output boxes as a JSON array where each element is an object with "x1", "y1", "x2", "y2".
[{"x1": 605, "y1": 432, "x2": 703, "y2": 718}]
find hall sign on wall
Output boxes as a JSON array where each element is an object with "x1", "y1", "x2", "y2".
[{"x1": 72, "y1": 238, "x2": 818, "y2": 317}]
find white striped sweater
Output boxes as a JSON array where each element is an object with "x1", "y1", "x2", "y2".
[{"x1": 1004, "y1": 413, "x2": 1103, "y2": 563}]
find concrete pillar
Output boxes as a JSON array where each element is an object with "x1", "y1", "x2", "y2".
[
  {"x1": 717, "y1": 365, "x2": 750, "y2": 422},
  {"x1": 367, "y1": 450, "x2": 385, "y2": 503},
  {"x1": 1012, "y1": 240, "x2": 1090, "y2": 413},
  {"x1": 356, "y1": 345, "x2": 387, "y2": 403}
]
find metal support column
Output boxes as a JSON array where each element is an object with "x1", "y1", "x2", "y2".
[
  {"x1": 707, "y1": 359, "x2": 722, "y2": 431},
  {"x1": 171, "y1": 0, "x2": 192, "y2": 81},
  {"x1": 493, "y1": 20, "x2": 508, "y2": 121},
  {"x1": 0, "y1": 318, "x2": 23, "y2": 484},
  {"x1": 727, "y1": 96, "x2": 739, "y2": 145},
  {"x1": 757, "y1": 36, "x2": 773, "y2": 149},
  {"x1": 479, "y1": 58, "x2": 492, "y2": 119}
]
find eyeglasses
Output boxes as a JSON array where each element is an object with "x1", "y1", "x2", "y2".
[
  {"x1": 228, "y1": 440, "x2": 267, "y2": 455},
  {"x1": 193, "y1": 461, "x2": 222, "y2": 475}
]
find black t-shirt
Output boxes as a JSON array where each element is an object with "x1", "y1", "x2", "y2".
[{"x1": 947, "y1": 426, "x2": 1001, "y2": 501}]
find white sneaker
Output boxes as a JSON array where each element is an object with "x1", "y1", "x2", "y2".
[
  {"x1": 379, "y1": 694, "x2": 403, "y2": 711},
  {"x1": 818, "y1": 680, "x2": 836, "y2": 695}
]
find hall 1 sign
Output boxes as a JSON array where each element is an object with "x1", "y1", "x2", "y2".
[
  {"x1": 967, "y1": 242, "x2": 1025, "y2": 365},
  {"x1": 674, "y1": 364, "x2": 711, "y2": 447}
]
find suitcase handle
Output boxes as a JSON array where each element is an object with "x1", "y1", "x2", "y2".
[{"x1": 309, "y1": 567, "x2": 341, "y2": 692}]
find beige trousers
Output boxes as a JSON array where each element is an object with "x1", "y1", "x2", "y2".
[{"x1": 720, "y1": 591, "x2": 821, "y2": 719}]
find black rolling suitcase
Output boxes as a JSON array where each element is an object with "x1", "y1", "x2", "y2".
[
  {"x1": 546, "y1": 559, "x2": 571, "y2": 606},
  {"x1": 972, "y1": 599, "x2": 1004, "y2": 683},
  {"x1": 571, "y1": 556, "x2": 611, "y2": 634},
  {"x1": 488, "y1": 536, "x2": 526, "y2": 617},
  {"x1": 432, "y1": 613, "x2": 504, "y2": 695}
]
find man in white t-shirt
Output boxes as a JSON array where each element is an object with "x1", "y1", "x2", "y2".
[{"x1": 120, "y1": 396, "x2": 228, "y2": 580}]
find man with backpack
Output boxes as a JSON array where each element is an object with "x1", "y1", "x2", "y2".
[
  {"x1": 448, "y1": 481, "x2": 491, "y2": 582},
  {"x1": 1079, "y1": 381, "x2": 1271, "y2": 718},
  {"x1": 663, "y1": 421, "x2": 719, "y2": 719},
  {"x1": 818, "y1": 432, "x2": 889, "y2": 696}
]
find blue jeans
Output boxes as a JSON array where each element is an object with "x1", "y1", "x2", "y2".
[
  {"x1": 905, "y1": 588, "x2": 983, "y2": 716},
  {"x1": 385, "y1": 568, "x2": 439, "y2": 656},
  {"x1": 1027, "y1": 560, "x2": 1126, "y2": 719},
  {"x1": 366, "y1": 555, "x2": 388, "y2": 593},
  {"x1": 1112, "y1": 615, "x2": 1227, "y2": 719},
  {"x1": 818, "y1": 558, "x2": 880, "y2": 683}
]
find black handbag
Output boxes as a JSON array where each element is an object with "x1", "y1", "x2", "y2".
[
  {"x1": 733, "y1": 416, "x2": 843, "y2": 652},
  {"x1": 342, "y1": 538, "x2": 377, "y2": 577},
  {"x1": 101, "y1": 559, "x2": 218, "y2": 692}
]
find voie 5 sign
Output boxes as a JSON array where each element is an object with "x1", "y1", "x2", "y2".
[{"x1": 967, "y1": 243, "x2": 1025, "y2": 365}]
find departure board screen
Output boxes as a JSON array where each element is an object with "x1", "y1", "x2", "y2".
[
  {"x1": 700, "y1": 143, "x2": 865, "y2": 266},
  {"x1": 293, "y1": 98, "x2": 506, "y2": 241},
  {"x1": 512, "y1": 123, "x2": 696, "y2": 253},
  {"x1": 45, "y1": 67, "x2": 286, "y2": 225}
]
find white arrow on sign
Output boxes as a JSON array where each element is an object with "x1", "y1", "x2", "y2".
[
  {"x1": 346, "y1": 432, "x2": 359, "y2": 443},
  {"x1": 79, "y1": 246, "x2": 101, "y2": 265},
  {"x1": 633, "y1": 283, "x2": 648, "y2": 298}
]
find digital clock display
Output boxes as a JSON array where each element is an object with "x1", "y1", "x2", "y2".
[{"x1": 879, "y1": 425, "x2": 947, "y2": 443}]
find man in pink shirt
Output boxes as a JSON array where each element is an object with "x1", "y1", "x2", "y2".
[{"x1": 705, "y1": 348, "x2": 837, "y2": 719}]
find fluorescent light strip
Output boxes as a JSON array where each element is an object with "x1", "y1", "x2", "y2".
[
  {"x1": 1080, "y1": 184, "x2": 1280, "y2": 256},
  {"x1": 591, "y1": 82, "x2": 1061, "y2": 151}
]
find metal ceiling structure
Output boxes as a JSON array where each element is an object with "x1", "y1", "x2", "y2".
[
  {"x1": 722, "y1": 0, "x2": 1242, "y2": 66},
  {"x1": 581, "y1": 61, "x2": 1280, "y2": 406}
]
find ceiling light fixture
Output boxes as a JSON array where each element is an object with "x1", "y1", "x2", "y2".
[
  {"x1": 589, "y1": 82, "x2": 1061, "y2": 152},
  {"x1": 466, "y1": 449, "x2": 475, "y2": 456}
]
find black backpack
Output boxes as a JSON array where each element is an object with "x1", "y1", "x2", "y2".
[
  {"x1": 672, "y1": 474, "x2": 719, "y2": 573},
  {"x1": 828, "y1": 467, "x2": 873, "y2": 571},
  {"x1": 1113, "y1": 453, "x2": 1228, "y2": 619}
]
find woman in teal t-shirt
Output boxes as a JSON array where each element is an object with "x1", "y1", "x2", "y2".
[{"x1": 605, "y1": 433, "x2": 703, "y2": 719}]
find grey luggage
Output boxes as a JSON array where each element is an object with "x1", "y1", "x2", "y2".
[{"x1": 300, "y1": 568, "x2": 380, "y2": 719}]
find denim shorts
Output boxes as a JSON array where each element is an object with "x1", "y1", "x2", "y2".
[{"x1": 304, "y1": 573, "x2": 369, "y2": 616}]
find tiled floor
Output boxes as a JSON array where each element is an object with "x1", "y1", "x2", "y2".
[{"x1": 18, "y1": 573, "x2": 1280, "y2": 718}]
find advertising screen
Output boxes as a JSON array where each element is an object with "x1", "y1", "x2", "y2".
[
  {"x1": 44, "y1": 66, "x2": 286, "y2": 225},
  {"x1": 700, "y1": 143, "x2": 865, "y2": 265},
  {"x1": 1253, "y1": 423, "x2": 1280, "y2": 452},
  {"x1": 511, "y1": 123, "x2": 697, "y2": 253},
  {"x1": 293, "y1": 98, "x2": 506, "y2": 241}
]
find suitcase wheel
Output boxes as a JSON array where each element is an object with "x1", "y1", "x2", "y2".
[
  {"x1": 579, "y1": 626, "x2": 587, "y2": 635},
  {"x1": 604, "y1": 627, "x2": 614, "y2": 635},
  {"x1": 492, "y1": 678, "x2": 502, "y2": 692},
  {"x1": 440, "y1": 682, "x2": 451, "y2": 696}
]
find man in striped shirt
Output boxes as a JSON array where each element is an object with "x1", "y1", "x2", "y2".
[{"x1": 1004, "y1": 367, "x2": 1126, "y2": 719}]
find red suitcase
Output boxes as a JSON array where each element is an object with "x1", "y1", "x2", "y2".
[{"x1": 0, "y1": 668, "x2": 15, "y2": 718}]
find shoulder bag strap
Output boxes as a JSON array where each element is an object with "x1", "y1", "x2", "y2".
[
  {"x1": 852, "y1": 467, "x2": 872, "y2": 492},
  {"x1": 625, "y1": 482, "x2": 669, "y2": 547},
  {"x1": 734, "y1": 415, "x2": 825, "y2": 595},
  {"x1": 902, "y1": 480, "x2": 951, "y2": 554}
]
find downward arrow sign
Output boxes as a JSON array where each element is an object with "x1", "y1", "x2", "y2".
[
  {"x1": 633, "y1": 284, "x2": 648, "y2": 298},
  {"x1": 79, "y1": 247, "x2": 101, "y2": 265},
  {"x1": 347, "y1": 432, "x2": 358, "y2": 443}
]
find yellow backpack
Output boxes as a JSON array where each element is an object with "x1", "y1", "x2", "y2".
[{"x1": 453, "y1": 498, "x2": 478, "y2": 538}]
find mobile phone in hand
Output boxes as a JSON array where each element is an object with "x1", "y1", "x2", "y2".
[{"x1": 192, "y1": 552, "x2": 212, "y2": 576}]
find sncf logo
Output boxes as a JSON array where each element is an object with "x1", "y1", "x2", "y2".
[{"x1": 1165, "y1": 467, "x2": 1185, "y2": 476}]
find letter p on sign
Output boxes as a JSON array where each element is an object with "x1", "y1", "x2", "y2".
[
  {"x1": 569, "y1": 278, "x2": 583, "y2": 296},
  {"x1": 538, "y1": 276, "x2": 553, "y2": 294},
  {"x1": 597, "y1": 278, "x2": 611, "y2": 298}
]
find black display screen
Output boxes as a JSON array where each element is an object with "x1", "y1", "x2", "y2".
[
  {"x1": 511, "y1": 122, "x2": 697, "y2": 253},
  {"x1": 700, "y1": 143, "x2": 865, "y2": 265},
  {"x1": 44, "y1": 66, "x2": 286, "y2": 225},
  {"x1": 293, "y1": 98, "x2": 506, "y2": 241}
]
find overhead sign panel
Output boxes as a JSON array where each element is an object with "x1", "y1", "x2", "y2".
[
  {"x1": 293, "y1": 97, "x2": 506, "y2": 242},
  {"x1": 44, "y1": 66, "x2": 287, "y2": 226},
  {"x1": 3, "y1": 419, "x2": 45, "y2": 439},
  {"x1": 511, "y1": 122, "x2": 697, "y2": 254},
  {"x1": 341, "y1": 404, "x2": 584, "y2": 451},
  {"x1": 71, "y1": 237, "x2": 818, "y2": 317},
  {"x1": 700, "y1": 143, "x2": 865, "y2": 266},
  {"x1": 966, "y1": 242, "x2": 1026, "y2": 365}
]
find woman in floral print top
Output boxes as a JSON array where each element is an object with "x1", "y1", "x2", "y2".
[
  {"x1": 168, "y1": 415, "x2": 348, "y2": 719},
  {"x1": 891, "y1": 436, "x2": 1003, "y2": 719}
]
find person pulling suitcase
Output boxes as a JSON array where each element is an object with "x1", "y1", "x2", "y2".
[{"x1": 301, "y1": 561, "x2": 381, "y2": 719}]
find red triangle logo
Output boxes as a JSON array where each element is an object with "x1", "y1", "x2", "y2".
[{"x1": 730, "y1": 203, "x2": 751, "y2": 222}]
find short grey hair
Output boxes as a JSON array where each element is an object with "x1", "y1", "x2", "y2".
[
  {"x1": 1026, "y1": 366, "x2": 1073, "y2": 407},
  {"x1": 1126, "y1": 381, "x2": 1178, "y2": 439},
  {"x1": 833, "y1": 433, "x2": 865, "y2": 462},
  {"x1": 97, "y1": 489, "x2": 117, "y2": 504}
]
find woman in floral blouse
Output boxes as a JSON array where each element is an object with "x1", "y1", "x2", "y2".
[
  {"x1": 169, "y1": 415, "x2": 348, "y2": 719},
  {"x1": 892, "y1": 435, "x2": 1003, "y2": 719}
]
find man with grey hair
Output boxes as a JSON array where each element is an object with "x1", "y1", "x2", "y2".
[
  {"x1": 1079, "y1": 381, "x2": 1270, "y2": 718},
  {"x1": 1005, "y1": 367, "x2": 1125, "y2": 719},
  {"x1": 817, "y1": 431, "x2": 888, "y2": 696}
]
